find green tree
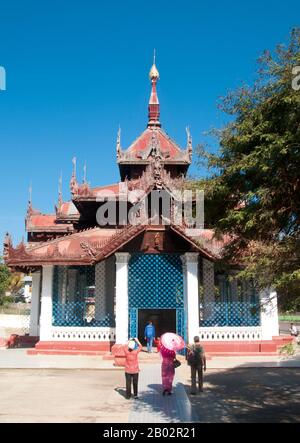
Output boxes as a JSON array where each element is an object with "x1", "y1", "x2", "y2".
[
  {"x1": 0, "y1": 258, "x2": 11, "y2": 297},
  {"x1": 197, "y1": 28, "x2": 300, "y2": 299}
]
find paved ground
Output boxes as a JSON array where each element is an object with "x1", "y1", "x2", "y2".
[
  {"x1": 181, "y1": 367, "x2": 300, "y2": 423},
  {"x1": 0, "y1": 349, "x2": 120, "y2": 370},
  {"x1": 0, "y1": 369, "x2": 129, "y2": 423},
  {"x1": 0, "y1": 364, "x2": 300, "y2": 423},
  {"x1": 1, "y1": 348, "x2": 300, "y2": 423},
  {"x1": 1, "y1": 348, "x2": 300, "y2": 369},
  {"x1": 129, "y1": 364, "x2": 194, "y2": 423}
]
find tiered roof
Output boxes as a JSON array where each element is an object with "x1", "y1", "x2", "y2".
[{"x1": 4, "y1": 59, "x2": 229, "y2": 270}]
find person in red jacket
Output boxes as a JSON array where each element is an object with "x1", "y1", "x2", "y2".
[{"x1": 124, "y1": 338, "x2": 143, "y2": 400}]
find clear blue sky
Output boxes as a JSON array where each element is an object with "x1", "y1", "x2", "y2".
[{"x1": 0, "y1": 0, "x2": 299, "y2": 244}]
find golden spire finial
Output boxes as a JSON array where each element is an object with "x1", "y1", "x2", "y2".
[{"x1": 149, "y1": 49, "x2": 159, "y2": 80}]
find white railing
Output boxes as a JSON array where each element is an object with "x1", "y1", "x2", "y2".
[
  {"x1": 50, "y1": 327, "x2": 116, "y2": 342},
  {"x1": 199, "y1": 326, "x2": 262, "y2": 341}
]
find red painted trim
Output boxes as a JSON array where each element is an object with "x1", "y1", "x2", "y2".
[
  {"x1": 27, "y1": 349, "x2": 107, "y2": 356},
  {"x1": 27, "y1": 338, "x2": 293, "y2": 358},
  {"x1": 34, "y1": 341, "x2": 113, "y2": 352}
]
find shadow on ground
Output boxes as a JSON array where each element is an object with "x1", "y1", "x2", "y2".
[
  {"x1": 184, "y1": 367, "x2": 300, "y2": 423},
  {"x1": 115, "y1": 387, "x2": 128, "y2": 399}
]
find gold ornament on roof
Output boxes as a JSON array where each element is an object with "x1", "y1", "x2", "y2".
[{"x1": 149, "y1": 49, "x2": 160, "y2": 80}]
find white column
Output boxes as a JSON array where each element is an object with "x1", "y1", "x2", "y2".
[
  {"x1": 183, "y1": 253, "x2": 199, "y2": 344},
  {"x1": 39, "y1": 266, "x2": 54, "y2": 342},
  {"x1": 260, "y1": 288, "x2": 279, "y2": 340},
  {"x1": 115, "y1": 253, "x2": 130, "y2": 344},
  {"x1": 29, "y1": 271, "x2": 41, "y2": 337}
]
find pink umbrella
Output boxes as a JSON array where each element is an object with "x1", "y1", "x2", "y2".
[{"x1": 161, "y1": 333, "x2": 185, "y2": 351}]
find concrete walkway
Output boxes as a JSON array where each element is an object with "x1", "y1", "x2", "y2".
[
  {"x1": 1, "y1": 348, "x2": 300, "y2": 370},
  {"x1": 129, "y1": 364, "x2": 195, "y2": 423},
  {"x1": 0, "y1": 349, "x2": 120, "y2": 370}
]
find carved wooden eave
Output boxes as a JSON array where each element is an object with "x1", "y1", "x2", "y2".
[
  {"x1": 117, "y1": 128, "x2": 192, "y2": 165},
  {"x1": 26, "y1": 213, "x2": 75, "y2": 235},
  {"x1": 55, "y1": 202, "x2": 80, "y2": 223},
  {"x1": 26, "y1": 206, "x2": 42, "y2": 218},
  {"x1": 128, "y1": 156, "x2": 186, "y2": 194},
  {"x1": 4, "y1": 216, "x2": 223, "y2": 269},
  {"x1": 71, "y1": 181, "x2": 93, "y2": 201},
  {"x1": 4, "y1": 219, "x2": 221, "y2": 269},
  {"x1": 3, "y1": 225, "x2": 147, "y2": 268},
  {"x1": 169, "y1": 224, "x2": 218, "y2": 262},
  {"x1": 71, "y1": 160, "x2": 186, "y2": 206}
]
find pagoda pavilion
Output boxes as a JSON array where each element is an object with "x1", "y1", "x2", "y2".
[{"x1": 4, "y1": 60, "x2": 281, "y2": 355}]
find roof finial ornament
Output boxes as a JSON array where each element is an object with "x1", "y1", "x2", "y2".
[
  {"x1": 72, "y1": 157, "x2": 77, "y2": 178},
  {"x1": 29, "y1": 183, "x2": 32, "y2": 205},
  {"x1": 186, "y1": 126, "x2": 193, "y2": 160},
  {"x1": 70, "y1": 157, "x2": 79, "y2": 197},
  {"x1": 3, "y1": 232, "x2": 12, "y2": 260},
  {"x1": 149, "y1": 49, "x2": 160, "y2": 81},
  {"x1": 58, "y1": 172, "x2": 63, "y2": 209},
  {"x1": 117, "y1": 126, "x2": 122, "y2": 159},
  {"x1": 27, "y1": 183, "x2": 33, "y2": 216},
  {"x1": 148, "y1": 51, "x2": 161, "y2": 128},
  {"x1": 83, "y1": 161, "x2": 87, "y2": 184}
]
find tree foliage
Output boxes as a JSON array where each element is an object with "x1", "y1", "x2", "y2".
[
  {"x1": 0, "y1": 258, "x2": 11, "y2": 296},
  {"x1": 197, "y1": 28, "x2": 300, "y2": 298}
]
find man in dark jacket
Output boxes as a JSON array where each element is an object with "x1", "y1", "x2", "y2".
[{"x1": 187, "y1": 336, "x2": 206, "y2": 395}]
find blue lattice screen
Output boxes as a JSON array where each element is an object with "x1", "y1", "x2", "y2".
[
  {"x1": 52, "y1": 265, "x2": 114, "y2": 327},
  {"x1": 200, "y1": 301, "x2": 260, "y2": 327},
  {"x1": 129, "y1": 254, "x2": 184, "y2": 309},
  {"x1": 128, "y1": 254, "x2": 185, "y2": 341}
]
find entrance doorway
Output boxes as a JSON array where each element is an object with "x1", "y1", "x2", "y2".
[{"x1": 138, "y1": 309, "x2": 176, "y2": 345}]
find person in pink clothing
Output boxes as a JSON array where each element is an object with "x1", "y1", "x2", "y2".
[
  {"x1": 160, "y1": 344, "x2": 176, "y2": 396},
  {"x1": 124, "y1": 338, "x2": 143, "y2": 400}
]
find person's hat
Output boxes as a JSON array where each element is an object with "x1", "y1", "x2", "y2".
[{"x1": 128, "y1": 340, "x2": 136, "y2": 350}]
